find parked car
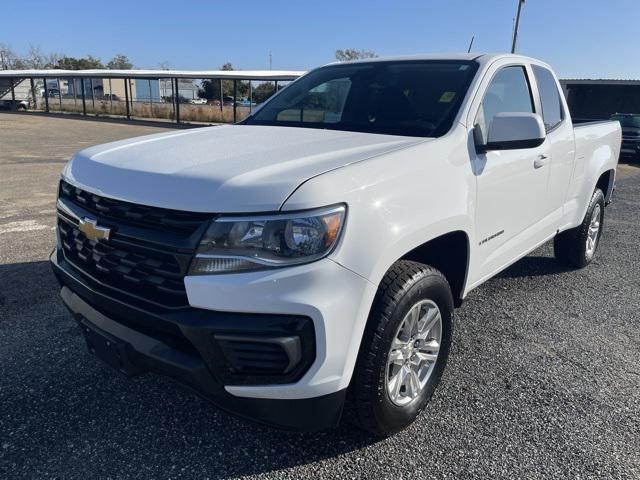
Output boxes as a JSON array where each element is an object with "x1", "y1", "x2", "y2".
[
  {"x1": 0, "y1": 99, "x2": 29, "y2": 110},
  {"x1": 610, "y1": 113, "x2": 640, "y2": 159},
  {"x1": 101, "y1": 93, "x2": 121, "y2": 101},
  {"x1": 51, "y1": 54, "x2": 620, "y2": 436},
  {"x1": 189, "y1": 98, "x2": 207, "y2": 105}
]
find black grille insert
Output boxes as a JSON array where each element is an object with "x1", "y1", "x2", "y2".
[
  {"x1": 215, "y1": 336, "x2": 295, "y2": 375},
  {"x1": 59, "y1": 180, "x2": 210, "y2": 236},
  {"x1": 58, "y1": 217, "x2": 191, "y2": 308}
]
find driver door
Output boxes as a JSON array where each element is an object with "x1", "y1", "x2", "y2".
[{"x1": 472, "y1": 64, "x2": 551, "y2": 280}]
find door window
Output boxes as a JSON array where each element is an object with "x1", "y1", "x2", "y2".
[
  {"x1": 532, "y1": 65, "x2": 564, "y2": 131},
  {"x1": 475, "y1": 66, "x2": 534, "y2": 144}
]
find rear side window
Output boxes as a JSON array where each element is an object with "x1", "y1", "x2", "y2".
[
  {"x1": 532, "y1": 65, "x2": 564, "y2": 131},
  {"x1": 475, "y1": 66, "x2": 534, "y2": 144}
]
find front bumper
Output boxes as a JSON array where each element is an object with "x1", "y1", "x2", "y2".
[{"x1": 51, "y1": 247, "x2": 376, "y2": 430}]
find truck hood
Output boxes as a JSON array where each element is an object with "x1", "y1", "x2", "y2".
[{"x1": 62, "y1": 125, "x2": 425, "y2": 212}]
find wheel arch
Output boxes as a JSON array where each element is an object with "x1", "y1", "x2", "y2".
[
  {"x1": 596, "y1": 168, "x2": 615, "y2": 204},
  {"x1": 399, "y1": 230, "x2": 470, "y2": 307}
]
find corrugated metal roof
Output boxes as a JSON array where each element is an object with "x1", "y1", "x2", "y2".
[
  {"x1": 561, "y1": 78, "x2": 640, "y2": 85},
  {"x1": 0, "y1": 69, "x2": 305, "y2": 80},
  {"x1": 0, "y1": 55, "x2": 549, "y2": 79},
  {"x1": 2, "y1": 69, "x2": 638, "y2": 85}
]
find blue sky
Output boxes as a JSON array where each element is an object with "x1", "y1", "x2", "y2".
[{"x1": 3, "y1": 0, "x2": 639, "y2": 79}]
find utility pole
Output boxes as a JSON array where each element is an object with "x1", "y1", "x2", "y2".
[{"x1": 511, "y1": 0, "x2": 525, "y2": 53}]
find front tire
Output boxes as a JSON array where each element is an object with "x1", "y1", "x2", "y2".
[
  {"x1": 346, "y1": 260, "x2": 453, "y2": 437},
  {"x1": 554, "y1": 188, "x2": 605, "y2": 268}
]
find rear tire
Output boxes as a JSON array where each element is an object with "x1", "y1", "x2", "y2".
[
  {"x1": 345, "y1": 260, "x2": 453, "y2": 437},
  {"x1": 554, "y1": 188, "x2": 605, "y2": 268}
]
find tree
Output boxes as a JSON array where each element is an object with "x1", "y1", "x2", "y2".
[
  {"x1": 252, "y1": 82, "x2": 276, "y2": 104},
  {"x1": 0, "y1": 44, "x2": 58, "y2": 69},
  {"x1": 0, "y1": 43, "x2": 19, "y2": 70},
  {"x1": 199, "y1": 62, "x2": 249, "y2": 101},
  {"x1": 55, "y1": 55, "x2": 104, "y2": 70},
  {"x1": 106, "y1": 54, "x2": 133, "y2": 70},
  {"x1": 23, "y1": 45, "x2": 59, "y2": 69},
  {"x1": 335, "y1": 49, "x2": 378, "y2": 62},
  {"x1": 198, "y1": 79, "x2": 219, "y2": 100},
  {"x1": 220, "y1": 62, "x2": 235, "y2": 97}
]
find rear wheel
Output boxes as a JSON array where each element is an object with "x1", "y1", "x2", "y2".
[
  {"x1": 554, "y1": 188, "x2": 605, "y2": 268},
  {"x1": 346, "y1": 260, "x2": 453, "y2": 437}
]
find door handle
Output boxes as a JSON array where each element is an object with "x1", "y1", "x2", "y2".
[{"x1": 534, "y1": 155, "x2": 548, "y2": 169}]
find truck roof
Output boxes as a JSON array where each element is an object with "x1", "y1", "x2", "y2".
[{"x1": 330, "y1": 53, "x2": 544, "y2": 66}]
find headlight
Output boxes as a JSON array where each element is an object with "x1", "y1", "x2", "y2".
[{"x1": 188, "y1": 205, "x2": 346, "y2": 275}]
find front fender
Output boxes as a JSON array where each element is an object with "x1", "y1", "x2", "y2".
[{"x1": 282, "y1": 129, "x2": 475, "y2": 288}]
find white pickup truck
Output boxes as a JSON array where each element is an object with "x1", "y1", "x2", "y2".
[{"x1": 51, "y1": 54, "x2": 621, "y2": 436}]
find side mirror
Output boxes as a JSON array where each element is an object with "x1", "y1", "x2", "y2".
[{"x1": 477, "y1": 112, "x2": 546, "y2": 152}]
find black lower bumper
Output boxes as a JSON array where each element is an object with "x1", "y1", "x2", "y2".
[{"x1": 50, "y1": 249, "x2": 345, "y2": 431}]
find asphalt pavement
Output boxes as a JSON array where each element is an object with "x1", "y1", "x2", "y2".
[{"x1": 0, "y1": 113, "x2": 638, "y2": 479}]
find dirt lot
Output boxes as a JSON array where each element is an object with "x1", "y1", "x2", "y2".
[{"x1": 1, "y1": 112, "x2": 639, "y2": 479}]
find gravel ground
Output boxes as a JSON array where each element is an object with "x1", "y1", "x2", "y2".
[{"x1": 0, "y1": 113, "x2": 639, "y2": 479}]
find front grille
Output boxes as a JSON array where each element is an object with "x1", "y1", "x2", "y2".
[
  {"x1": 58, "y1": 217, "x2": 191, "y2": 308},
  {"x1": 56, "y1": 180, "x2": 211, "y2": 309},
  {"x1": 59, "y1": 180, "x2": 210, "y2": 236}
]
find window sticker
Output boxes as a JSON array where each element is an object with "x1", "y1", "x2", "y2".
[{"x1": 439, "y1": 91, "x2": 456, "y2": 103}]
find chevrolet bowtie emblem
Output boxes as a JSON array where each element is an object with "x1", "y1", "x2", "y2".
[{"x1": 78, "y1": 217, "x2": 111, "y2": 241}]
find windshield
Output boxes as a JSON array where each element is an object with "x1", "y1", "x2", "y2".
[
  {"x1": 244, "y1": 60, "x2": 479, "y2": 137},
  {"x1": 611, "y1": 114, "x2": 640, "y2": 128}
]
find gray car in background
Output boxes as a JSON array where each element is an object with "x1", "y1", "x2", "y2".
[{"x1": 611, "y1": 113, "x2": 640, "y2": 159}]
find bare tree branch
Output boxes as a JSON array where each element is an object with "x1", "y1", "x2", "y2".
[{"x1": 335, "y1": 49, "x2": 378, "y2": 62}]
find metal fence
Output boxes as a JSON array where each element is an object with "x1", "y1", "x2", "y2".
[{"x1": 0, "y1": 69, "x2": 304, "y2": 124}]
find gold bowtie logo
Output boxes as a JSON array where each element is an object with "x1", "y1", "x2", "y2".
[{"x1": 78, "y1": 217, "x2": 111, "y2": 241}]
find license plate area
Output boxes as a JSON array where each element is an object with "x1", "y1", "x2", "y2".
[{"x1": 80, "y1": 318, "x2": 143, "y2": 376}]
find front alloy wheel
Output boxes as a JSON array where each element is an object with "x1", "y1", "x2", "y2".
[
  {"x1": 386, "y1": 300, "x2": 442, "y2": 406},
  {"x1": 346, "y1": 260, "x2": 453, "y2": 437}
]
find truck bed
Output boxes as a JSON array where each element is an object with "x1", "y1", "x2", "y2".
[{"x1": 573, "y1": 120, "x2": 621, "y2": 162}]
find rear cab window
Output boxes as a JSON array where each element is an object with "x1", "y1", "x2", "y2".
[{"x1": 532, "y1": 65, "x2": 564, "y2": 132}]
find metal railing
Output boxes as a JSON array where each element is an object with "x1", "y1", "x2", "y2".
[{"x1": 0, "y1": 69, "x2": 304, "y2": 124}]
